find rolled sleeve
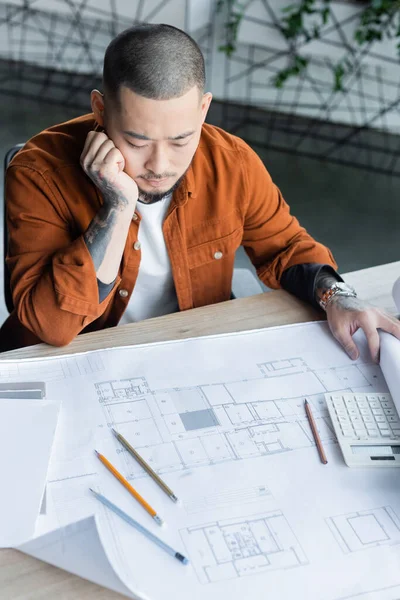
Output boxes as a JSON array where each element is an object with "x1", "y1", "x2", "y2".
[
  {"x1": 281, "y1": 263, "x2": 343, "y2": 309},
  {"x1": 240, "y1": 146, "x2": 337, "y2": 288},
  {"x1": 6, "y1": 164, "x2": 113, "y2": 345}
]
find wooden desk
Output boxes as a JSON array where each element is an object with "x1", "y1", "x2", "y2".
[{"x1": 0, "y1": 261, "x2": 398, "y2": 599}]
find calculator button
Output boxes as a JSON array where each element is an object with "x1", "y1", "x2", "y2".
[
  {"x1": 375, "y1": 416, "x2": 387, "y2": 423},
  {"x1": 336, "y1": 409, "x2": 347, "y2": 417},
  {"x1": 333, "y1": 402, "x2": 345, "y2": 411},
  {"x1": 338, "y1": 416, "x2": 350, "y2": 424},
  {"x1": 354, "y1": 429, "x2": 367, "y2": 437},
  {"x1": 360, "y1": 408, "x2": 371, "y2": 416},
  {"x1": 372, "y1": 408, "x2": 384, "y2": 416},
  {"x1": 350, "y1": 416, "x2": 361, "y2": 424},
  {"x1": 344, "y1": 395, "x2": 354, "y2": 403},
  {"x1": 329, "y1": 393, "x2": 398, "y2": 447},
  {"x1": 367, "y1": 429, "x2": 379, "y2": 437},
  {"x1": 377, "y1": 423, "x2": 391, "y2": 432},
  {"x1": 341, "y1": 427, "x2": 353, "y2": 437},
  {"x1": 380, "y1": 430, "x2": 392, "y2": 437},
  {"x1": 332, "y1": 396, "x2": 344, "y2": 405},
  {"x1": 378, "y1": 395, "x2": 391, "y2": 402},
  {"x1": 384, "y1": 409, "x2": 396, "y2": 416},
  {"x1": 333, "y1": 397, "x2": 344, "y2": 404},
  {"x1": 344, "y1": 402, "x2": 355, "y2": 411}
]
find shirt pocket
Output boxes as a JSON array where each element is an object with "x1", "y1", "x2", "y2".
[{"x1": 187, "y1": 228, "x2": 243, "y2": 269}]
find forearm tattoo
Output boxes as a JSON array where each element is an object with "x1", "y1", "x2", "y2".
[
  {"x1": 84, "y1": 204, "x2": 119, "y2": 272},
  {"x1": 84, "y1": 185, "x2": 131, "y2": 272}
]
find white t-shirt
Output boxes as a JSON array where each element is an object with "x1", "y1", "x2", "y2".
[{"x1": 119, "y1": 194, "x2": 179, "y2": 324}]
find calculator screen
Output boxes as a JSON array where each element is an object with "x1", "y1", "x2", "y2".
[{"x1": 351, "y1": 445, "x2": 400, "y2": 456}]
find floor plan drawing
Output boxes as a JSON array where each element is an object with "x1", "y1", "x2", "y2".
[
  {"x1": 0, "y1": 353, "x2": 105, "y2": 383},
  {"x1": 326, "y1": 506, "x2": 400, "y2": 553},
  {"x1": 60, "y1": 354, "x2": 105, "y2": 379},
  {"x1": 93, "y1": 355, "x2": 384, "y2": 480},
  {"x1": 180, "y1": 510, "x2": 308, "y2": 584},
  {"x1": 10, "y1": 321, "x2": 400, "y2": 600},
  {"x1": 183, "y1": 484, "x2": 271, "y2": 515}
]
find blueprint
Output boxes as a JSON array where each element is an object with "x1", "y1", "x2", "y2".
[{"x1": 3, "y1": 320, "x2": 400, "y2": 599}]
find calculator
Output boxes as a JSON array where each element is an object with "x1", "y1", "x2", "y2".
[{"x1": 325, "y1": 392, "x2": 400, "y2": 467}]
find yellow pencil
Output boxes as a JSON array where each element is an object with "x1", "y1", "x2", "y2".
[{"x1": 94, "y1": 450, "x2": 164, "y2": 526}]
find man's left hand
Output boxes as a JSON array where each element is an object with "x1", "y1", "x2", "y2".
[{"x1": 325, "y1": 296, "x2": 400, "y2": 363}]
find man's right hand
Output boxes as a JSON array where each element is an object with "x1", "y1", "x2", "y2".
[{"x1": 80, "y1": 131, "x2": 138, "y2": 212}]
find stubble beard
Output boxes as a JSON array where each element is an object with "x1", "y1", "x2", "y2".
[{"x1": 137, "y1": 167, "x2": 190, "y2": 205}]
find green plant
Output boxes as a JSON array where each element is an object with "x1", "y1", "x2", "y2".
[
  {"x1": 217, "y1": 0, "x2": 400, "y2": 92},
  {"x1": 274, "y1": 55, "x2": 308, "y2": 89},
  {"x1": 216, "y1": 0, "x2": 247, "y2": 57},
  {"x1": 274, "y1": 0, "x2": 330, "y2": 88}
]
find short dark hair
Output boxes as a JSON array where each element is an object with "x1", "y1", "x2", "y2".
[{"x1": 103, "y1": 24, "x2": 205, "y2": 102}]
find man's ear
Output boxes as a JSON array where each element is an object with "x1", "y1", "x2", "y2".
[
  {"x1": 201, "y1": 92, "x2": 213, "y2": 124},
  {"x1": 91, "y1": 89, "x2": 105, "y2": 127}
]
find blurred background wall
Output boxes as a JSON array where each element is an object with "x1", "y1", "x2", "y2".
[{"x1": 0, "y1": 0, "x2": 398, "y2": 324}]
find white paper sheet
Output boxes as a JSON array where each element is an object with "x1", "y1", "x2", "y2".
[
  {"x1": 392, "y1": 276, "x2": 400, "y2": 314},
  {"x1": 19, "y1": 516, "x2": 138, "y2": 599},
  {"x1": 4, "y1": 321, "x2": 400, "y2": 599},
  {"x1": 0, "y1": 397, "x2": 60, "y2": 547},
  {"x1": 380, "y1": 331, "x2": 400, "y2": 415}
]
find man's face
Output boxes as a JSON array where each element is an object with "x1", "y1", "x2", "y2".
[{"x1": 101, "y1": 85, "x2": 211, "y2": 202}]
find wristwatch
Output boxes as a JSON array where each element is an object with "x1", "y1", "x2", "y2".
[{"x1": 319, "y1": 282, "x2": 357, "y2": 310}]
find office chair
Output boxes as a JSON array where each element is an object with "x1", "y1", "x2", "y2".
[{"x1": 3, "y1": 143, "x2": 24, "y2": 313}]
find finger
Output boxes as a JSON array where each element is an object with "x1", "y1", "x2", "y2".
[
  {"x1": 81, "y1": 130, "x2": 96, "y2": 160},
  {"x1": 85, "y1": 136, "x2": 113, "y2": 167},
  {"x1": 359, "y1": 321, "x2": 380, "y2": 363},
  {"x1": 92, "y1": 148, "x2": 126, "y2": 186},
  {"x1": 332, "y1": 326, "x2": 359, "y2": 360},
  {"x1": 378, "y1": 314, "x2": 400, "y2": 341},
  {"x1": 80, "y1": 132, "x2": 109, "y2": 166},
  {"x1": 103, "y1": 147, "x2": 125, "y2": 170},
  {"x1": 90, "y1": 139, "x2": 116, "y2": 166},
  {"x1": 81, "y1": 131, "x2": 100, "y2": 163}
]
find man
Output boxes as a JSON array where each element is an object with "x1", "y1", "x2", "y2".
[{"x1": 1, "y1": 23, "x2": 399, "y2": 359}]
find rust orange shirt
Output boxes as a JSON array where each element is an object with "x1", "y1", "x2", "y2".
[{"x1": 2, "y1": 114, "x2": 336, "y2": 349}]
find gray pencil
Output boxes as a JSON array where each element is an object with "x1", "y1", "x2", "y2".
[
  {"x1": 112, "y1": 428, "x2": 179, "y2": 503},
  {"x1": 90, "y1": 488, "x2": 189, "y2": 565}
]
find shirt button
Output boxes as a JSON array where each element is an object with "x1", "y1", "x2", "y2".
[
  {"x1": 133, "y1": 241, "x2": 141, "y2": 250},
  {"x1": 119, "y1": 289, "x2": 129, "y2": 298},
  {"x1": 214, "y1": 251, "x2": 223, "y2": 260},
  {"x1": 132, "y1": 213, "x2": 138, "y2": 221}
]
